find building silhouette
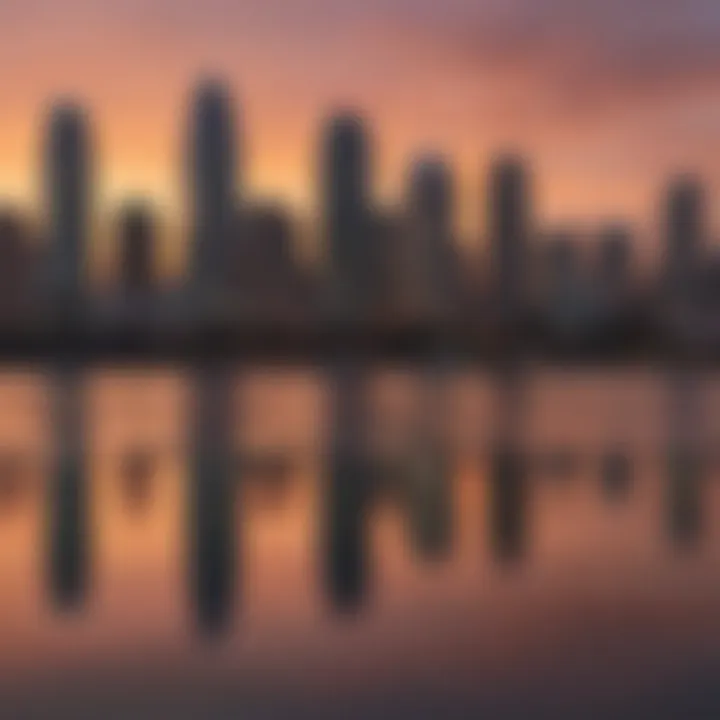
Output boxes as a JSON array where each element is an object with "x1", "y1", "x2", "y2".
[
  {"x1": 0, "y1": 210, "x2": 36, "y2": 327},
  {"x1": 597, "y1": 225, "x2": 631, "y2": 293},
  {"x1": 118, "y1": 202, "x2": 155, "y2": 297},
  {"x1": 45, "y1": 102, "x2": 91, "y2": 316},
  {"x1": 591, "y1": 223, "x2": 634, "y2": 340},
  {"x1": 694, "y1": 249, "x2": 720, "y2": 311},
  {"x1": 188, "y1": 79, "x2": 238, "y2": 303},
  {"x1": 322, "y1": 112, "x2": 372, "y2": 319},
  {"x1": 365, "y1": 208, "x2": 405, "y2": 322},
  {"x1": 488, "y1": 155, "x2": 530, "y2": 326},
  {"x1": 665, "y1": 175, "x2": 704, "y2": 303},
  {"x1": 539, "y1": 230, "x2": 588, "y2": 338},
  {"x1": 406, "y1": 155, "x2": 456, "y2": 320},
  {"x1": 0, "y1": 81, "x2": 717, "y2": 356},
  {"x1": 229, "y1": 203, "x2": 298, "y2": 320},
  {"x1": 543, "y1": 231, "x2": 578, "y2": 286}
]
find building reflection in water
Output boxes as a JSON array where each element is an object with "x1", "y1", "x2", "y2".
[
  {"x1": 600, "y1": 376, "x2": 634, "y2": 501},
  {"x1": 488, "y1": 367, "x2": 528, "y2": 564},
  {"x1": 535, "y1": 446, "x2": 582, "y2": 483},
  {"x1": 34, "y1": 362, "x2": 718, "y2": 634},
  {"x1": 666, "y1": 368, "x2": 703, "y2": 550},
  {"x1": 48, "y1": 365, "x2": 89, "y2": 610},
  {"x1": 188, "y1": 364, "x2": 237, "y2": 635},
  {"x1": 406, "y1": 359, "x2": 453, "y2": 561},
  {"x1": 601, "y1": 448, "x2": 633, "y2": 501},
  {"x1": 0, "y1": 449, "x2": 28, "y2": 516},
  {"x1": 119, "y1": 446, "x2": 156, "y2": 514},
  {"x1": 323, "y1": 361, "x2": 371, "y2": 612},
  {"x1": 240, "y1": 447, "x2": 295, "y2": 511}
]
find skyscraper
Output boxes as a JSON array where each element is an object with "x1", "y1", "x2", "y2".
[
  {"x1": 0, "y1": 210, "x2": 34, "y2": 325},
  {"x1": 366, "y1": 208, "x2": 405, "y2": 319},
  {"x1": 322, "y1": 112, "x2": 372, "y2": 318},
  {"x1": 595, "y1": 223, "x2": 632, "y2": 313},
  {"x1": 45, "y1": 102, "x2": 91, "y2": 315},
  {"x1": 242, "y1": 204, "x2": 293, "y2": 290},
  {"x1": 541, "y1": 229, "x2": 585, "y2": 334},
  {"x1": 665, "y1": 175, "x2": 704, "y2": 302},
  {"x1": 228, "y1": 203, "x2": 297, "y2": 320},
  {"x1": 488, "y1": 155, "x2": 530, "y2": 324},
  {"x1": 406, "y1": 155, "x2": 455, "y2": 318},
  {"x1": 188, "y1": 79, "x2": 238, "y2": 300},
  {"x1": 597, "y1": 224, "x2": 631, "y2": 289},
  {"x1": 118, "y1": 201, "x2": 154, "y2": 297}
]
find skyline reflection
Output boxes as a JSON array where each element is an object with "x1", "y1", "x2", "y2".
[
  {"x1": 18, "y1": 363, "x2": 719, "y2": 624},
  {"x1": 0, "y1": 364, "x2": 718, "y2": 716}
]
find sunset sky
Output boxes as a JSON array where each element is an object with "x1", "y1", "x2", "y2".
[{"x1": 1, "y1": 0, "x2": 720, "y2": 252}]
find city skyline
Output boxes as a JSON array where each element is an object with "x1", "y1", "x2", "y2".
[
  {"x1": 0, "y1": 39, "x2": 720, "y2": 252},
  {"x1": 5, "y1": 4, "x2": 720, "y2": 716},
  {"x1": 0, "y1": 76, "x2": 719, "y2": 274},
  {"x1": 0, "y1": 75, "x2": 718, "y2": 362}
]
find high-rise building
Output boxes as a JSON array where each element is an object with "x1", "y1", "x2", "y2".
[
  {"x1": 540, "y1": 230, "x2": 588, "y2": 335},
  {"x1": 45, "y1": 102, "x2": 91, "y2": 314},
  {"x1": 488, "y1": 155, "x2": 530, "y2": 323},
  {"x1": 322, "y1": 112, "x2": 372, "y2": 318},
  {"x1": 541, "y1": 230, "x2": 579, "y2": 300},
  {"x1": 409, "y1": 156, "x2": 453, "y2": 239},
  {"x1": 367, "y1": 208, "x2": 405, "y2": 319},
  {"x1": 595, "y1": 223, "x2": 632, "y2": 306},
  {"x1": 597, "y1": 224, "x2": 631, "y2": 286},
  {"x1": 118, "y1": 202, "x2": 154, "y2": 297},
  {"x1": 242, "y1": 204, "x2": 293, "y2": 287},
  {"x1": 406, "y1": 155, "x2": 455, "y2": 317},
  {"x1": 665, "y1": 175, "x2": 704, "y2": 301},
  {"x1": 188, "y1": 79, "x2": 238, "y2": 299},
  {"x1": 0, "y1": 210, "x2": 35, "y2": 324},
  {"x1": 229, "y1": 203, "x2": 296, "y2": 317}
]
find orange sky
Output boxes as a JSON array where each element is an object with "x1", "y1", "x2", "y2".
[{"x1": 2, "y1": 0, "x2": 720, "y2": 260}]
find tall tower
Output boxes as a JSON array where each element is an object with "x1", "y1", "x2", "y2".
[
  {"x1": 118, "y1": 201, "x2": 154, "y2": 297},
  {"x1": 322, "y1": 112, "x2": 371, "y2": 318},
  {"x1": 596, "y1": 223, "x2": 632, "y2": 301},
  {"x1": 488, "y1": 155, "x2": 529, "y2": 323},
  {"x1": 0, "y1": 210, "x2": 33, "y2": 326},
  {"x1": 665, "y1": 175, "x2": 703, "y2": 301},
  {"x1": 597, "y1": 224, "x2": 631, "y2": 284},
  {"x1": 407, "y1": 155, "x2": 454, "y2": 316},
  {"x1": 188, "y1": 79, "x2": 237, "y2": 299},
  {"x1": 46, "y1": 101, "x2": 91, "y2": 314}
]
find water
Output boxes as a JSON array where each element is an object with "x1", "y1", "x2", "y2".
[{"x1": 1, "y1": 365, "x2": 720, "y2": 717}]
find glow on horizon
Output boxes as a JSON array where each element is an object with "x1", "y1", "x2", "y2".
[
  {"x1": 1, "y1": 0, "x2": 720, "y2": 256},
  {"x1": 0, "y1": 92, "x2": 717, "y2": 255}
]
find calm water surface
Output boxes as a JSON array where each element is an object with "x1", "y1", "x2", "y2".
[{"x1": 0, "y1": 365, "x2": 719, "y2": 718}]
